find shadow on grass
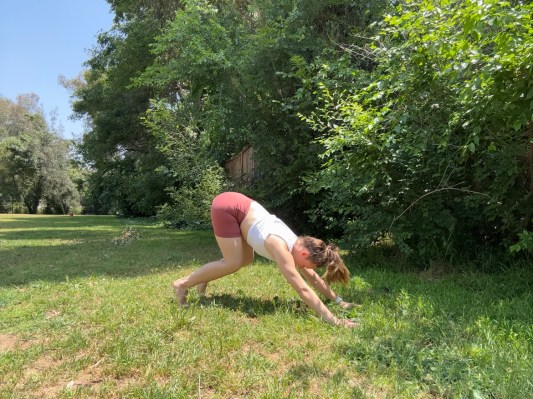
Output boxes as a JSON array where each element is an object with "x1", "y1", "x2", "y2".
[
  {"x1": 196, "y1": 293, "x2": 306, "y2": 318},
  {"x1": 0, "y1": 214, "x2": 119, "y2": 228},
  {"x1": 0, "y1": 215, "x2": 217, "y2": 287}
]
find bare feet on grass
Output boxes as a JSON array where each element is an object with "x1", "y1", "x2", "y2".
[{"x1": 172, "y1": 280, "x2": 188, "y2": 306}]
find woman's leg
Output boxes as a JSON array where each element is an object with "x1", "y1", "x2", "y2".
[
  {"x1": 196, "y1": 282, "x2": 208, "y2": 296},
  {"x1": 196, "y1": 236, "x2": 254, "y2": 295},
  {"x1": 173, "y1": 235, "x2": 254, "y2": 305}
]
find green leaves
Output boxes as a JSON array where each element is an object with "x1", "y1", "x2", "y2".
[
  {"x1": 70, "y1": 0, "x2": 532, "y2": 257},
  {"x1": 0, "y1": 96, "x2": 80, "y2": 214},
  {"x1": 304, "y1": 0, "x2": 533, "y2": 256},
  {"x1": 510, "y1": 230, "x2": 533, "y2": 254}
]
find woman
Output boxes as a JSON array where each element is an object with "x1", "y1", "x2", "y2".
[{"x1": 172, "y1": 192, "x2": 357, "y2": 328}]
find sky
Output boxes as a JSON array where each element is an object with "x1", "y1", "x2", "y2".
[{"x1": 0, "y1": 0, "x2": 114, "y2": 139}]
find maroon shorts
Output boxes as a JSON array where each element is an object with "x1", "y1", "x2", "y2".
[{"x1": 211, "y1": 192, "x2": 253, "y2": 238}]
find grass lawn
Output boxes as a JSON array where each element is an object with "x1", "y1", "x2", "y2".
[{"x1": 0, "y1": 214, "x2": 531, "y2": 399}]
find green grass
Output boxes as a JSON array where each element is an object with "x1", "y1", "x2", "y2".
[{"x1": 0, "y1": 214, "x2": 532, "y2": 399}]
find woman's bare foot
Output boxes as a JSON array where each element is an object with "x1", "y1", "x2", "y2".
[
  {"x1": 197, "y1": 282, "x2": 207, "y2": 296},
  {"x1": 172, "y1": 280, "x2": 188, "y2": 306}
]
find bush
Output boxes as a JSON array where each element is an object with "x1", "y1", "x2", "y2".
[
  {"x1": 302, "y1": 0, "x2": 533, "y2": 258},
  {"x1": 156, "y1": 165, "x2": 227, "y2": 229}
]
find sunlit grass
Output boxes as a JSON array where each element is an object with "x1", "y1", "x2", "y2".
[{"x1": 0, "y1": 214, "x2": 531, "y2": 398}]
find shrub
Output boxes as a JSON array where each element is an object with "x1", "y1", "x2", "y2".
[{"x1": 303, "y1": 0, "x2": 533, "y2": 258}]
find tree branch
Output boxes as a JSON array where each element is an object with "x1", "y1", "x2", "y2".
[{"x1": 388, "y1": 186, "x2": 496, "y2": 233}]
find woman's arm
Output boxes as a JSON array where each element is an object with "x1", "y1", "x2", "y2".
[
  {"x1": 298, "y1": 267, "x2": 336, "y2": 301},
  {"x1": 265, "y1": 236, "x2": 355, "y2": 326},
  {"x1": 298, "y1": 268, "x2": 354, "y2": 309}
]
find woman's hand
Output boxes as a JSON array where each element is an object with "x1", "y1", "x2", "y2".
[{"x1": 335, "y1": 318, "x2": 359, "y2": 328}]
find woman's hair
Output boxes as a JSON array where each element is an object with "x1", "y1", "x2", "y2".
[{"x1": 300, "y1": 236, "x2": 349, "y2": 284}]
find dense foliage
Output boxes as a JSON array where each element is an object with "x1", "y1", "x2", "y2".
[
  {"x1": 142, "y1": 99, "x2": 229, "y2": 228},
  {"x1": 70, "y1": 0, "x2": 532, "y2": 258},
  {"x1": 71, "y1": 0, "x2": 181, "y2": 216},
  {"x1": 0, "y1": 95, "x2": 80, "y2": 214},
  {"x1": 302, "y1": 0, "x2": 533, "y2": 256},
  {"x1": 134, "y1": 0, "x2": 390, "y2": 231}
]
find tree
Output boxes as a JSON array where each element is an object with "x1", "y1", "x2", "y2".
[
  {"x1": 0, "y1": 95, "x2": 81, "y2": 214},
  {"x1": 69, "y1": 1, "x2": 181, "y2": 216},
  {"x1": 136, "y1": 0, "x2": 390, "y2": 232}
]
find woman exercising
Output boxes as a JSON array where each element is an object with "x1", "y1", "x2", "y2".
[{"x1": 172, "y1": 192, "x2": 357, "y2": 327}]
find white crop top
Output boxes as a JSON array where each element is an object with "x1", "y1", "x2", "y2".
[{"x1": 246, "y1": 204, "x2": 297, "y2": 262}]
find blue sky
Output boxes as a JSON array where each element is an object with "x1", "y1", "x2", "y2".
[{"x1": 0, "y1": 0, "x2": 114, "y2": 139}]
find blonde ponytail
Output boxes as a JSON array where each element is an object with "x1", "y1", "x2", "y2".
[
  {"x1": 300, "y1": 237, "x2": 350, "y2": 284},
  {"x1": 322, "y1": 243, "x2": 350, "y2": 284}
]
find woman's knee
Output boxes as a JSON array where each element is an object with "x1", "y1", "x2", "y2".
[
  {"x1": 242, "y1": 253, "x2": 254, "y2": 266},
  {"x1": 223, "y1": 259, "x2": 244, "y2": 272}
]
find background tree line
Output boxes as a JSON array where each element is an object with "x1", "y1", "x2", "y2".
[
  {"x1": 39, "y1": 0, "x2": 533, "y2": 260},
  {"x1": 0, "y1": 94, "x2": 81, "y2": 214}
]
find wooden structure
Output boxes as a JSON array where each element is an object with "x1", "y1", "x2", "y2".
[{"x1": 224, "y1": 146, "x2": 254, "y2": 183}]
